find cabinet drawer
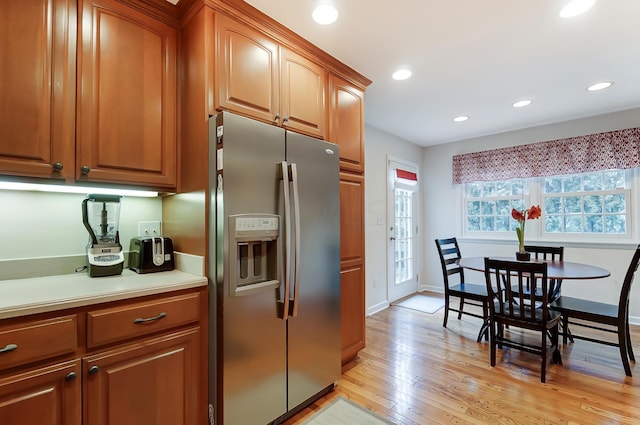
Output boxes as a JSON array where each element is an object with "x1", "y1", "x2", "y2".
[
  {"x1": 0, "y1": 315, "x2": 78, "y2": 370},
  {"x1": 87, "y1": 292, "x2": 201, "y2": 349}
]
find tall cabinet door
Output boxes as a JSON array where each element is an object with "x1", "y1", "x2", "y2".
[
  {"x1": 329, "y1": 75, "x2": 365, "y2": 174},
  {"x1": 0, "y1": 0, "x2": 76, "y2": 181},
  {"x1": 280, "y1": 48, "x2": 326, "y2": 139},
  {"x1": 216, "y1": 14, "x2": 280, "y2": 124},
  {"x1": 76, "y1": 0, "x2": 177, "y2": 188},
  {"x1": 339, "y1": 172, "x2": 365, "y2": 363}
]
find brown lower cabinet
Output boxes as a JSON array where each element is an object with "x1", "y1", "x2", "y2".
[{"x1": 0, "y1": 287, "x2": 206, "y2": 425}]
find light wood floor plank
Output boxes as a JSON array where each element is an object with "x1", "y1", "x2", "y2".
[{"x1": 283, "y1": 293, "x2": 640, "y2": 424}]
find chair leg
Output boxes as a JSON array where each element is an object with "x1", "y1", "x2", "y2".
[
  {"x1": 626, "y1": 318, "x2": 635, "y2": 362},
  {"x1": 618, "y1": 322, "x2": 633, "y2": 377},
  {"x1": 541, "y1": 327, "x2": 547, "y2": 383},
  {"x1": 443, "y1": 295, "x2": 450, "y2": 327},
  {"x1": 457, "y1": 297, "x2": 464, "y2": 319},
  {"x1": 552, "y1": 323, "x2": 562, "y2": 366},
  {"x1": 562, "y1": 314, "x2": 570, "y2": 345},
  {"x1": 490, "y1": 319, "x2": 496, "y2": 367}
]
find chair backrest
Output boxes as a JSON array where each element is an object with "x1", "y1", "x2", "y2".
[
  {"x1": 435, "y1": 238, "x2": 464, "y2": 290},
  {"x1": 523, "y1": 245, "x2": 564, "y2": 261},
  {"x1": 619, "y1": 244, "x2": 640, "y2": 321},
  {"x1": 484, "y1": 258, "x2": 549, "y2": 323}
]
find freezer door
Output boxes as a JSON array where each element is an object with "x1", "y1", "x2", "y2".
[
  {"x1": 285, "y1": 131, "x2": 341, "y2": 410},
  {"x1": 211, "y1": 112, "x2": 288, "y2": 425}
]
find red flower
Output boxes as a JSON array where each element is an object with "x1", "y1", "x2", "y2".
[
  {"x1": 528, "y1": 205, "x2": 542, "y2": 220},
  {"x1": 511, "y1": 209, "x2": 525, "y2": 221}
]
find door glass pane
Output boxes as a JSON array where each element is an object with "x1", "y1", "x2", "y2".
[{"x1": 394, "y1": 188, "x2": 413, "y2": 284}]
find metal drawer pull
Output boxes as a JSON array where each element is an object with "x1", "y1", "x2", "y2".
[
  {"x1": 0, "y1": 343, "x2": 17, "y2": 354},
  {"x1": 65, "y1": 372, "x2": 77, "y2": 382},
  {"x1": 133, "y1": 312, "x2": 167, "y2": 324},
  {"x1": 89, "y1": 365, "x2": 100, "y2": 375}
]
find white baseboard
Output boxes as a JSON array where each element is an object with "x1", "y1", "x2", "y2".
[{"x1": 367, "y1": 300, "x2": 390, "y2": 316}]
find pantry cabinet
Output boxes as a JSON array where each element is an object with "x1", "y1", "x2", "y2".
[
  {"x1": 216, "y1": 14, "x2": 326, "y2": 139},
  {"x1": 0, "y1": 0, "x2": 76, "y2": 181},
  {"x1": 0, "y1": 287, "x2": 206, "y2": 425},
  {"x1": 76, "y1": 0, "x2": 178, "y2": 188}
]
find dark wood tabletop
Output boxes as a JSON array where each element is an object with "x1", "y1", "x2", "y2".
[{"x1": 457, "y1": 256, "x2": 611, "y2": 280}]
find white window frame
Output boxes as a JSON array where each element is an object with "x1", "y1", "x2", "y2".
[{"x1": 461, "y1": 169, "x2": 637, "y2": 244}]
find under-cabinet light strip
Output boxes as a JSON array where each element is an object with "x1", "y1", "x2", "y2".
[{"x1": 0, "y1": 181, "x2": 158, "y2": 197}]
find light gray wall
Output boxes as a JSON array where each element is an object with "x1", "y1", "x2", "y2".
[
  {"x1": 364, "y1": 125, "x2": 423, "y2": 315},
  {"x1": 0, "y1": 190, "x2": 161, "y2": 275},
  {"x1": 421, "y1": 107, "x2": 640, "y2": 323}
]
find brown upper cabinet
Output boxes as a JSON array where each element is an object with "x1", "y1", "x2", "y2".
[
  {"x1": 0, "y1": 0, "x2": 178, "y2": 189},
  {"x1": 76, "y1": 0, "x2": 178, "y2": 188},
  {"x1": 0, "y1": 0, "x2": 77, "y2": 181},
  {"x1": 329, "y1": 75, "x2": 365, "y2": 174},
  {"x1": 216, "y1": 14, "x2": 327, "y2": 139}
]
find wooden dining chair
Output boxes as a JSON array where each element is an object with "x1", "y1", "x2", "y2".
[
  {"x1": 524, "y1": 245, "x2": 564, "y2": 302},
  {"x1": 435, "y1": 238, "x2": 489, "y2": 342},
  {"x1": 484, "y1": 258, "x2": 562, "y2": 383},
  {"x1": 549, "y1": 244, "x2": 640, "y2": 377}
]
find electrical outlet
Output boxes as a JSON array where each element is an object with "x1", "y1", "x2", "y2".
[{"x1": 138, "y1": 221, "x2": 161, "y2": 236}]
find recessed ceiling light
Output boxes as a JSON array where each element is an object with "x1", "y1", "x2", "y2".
[
  {"x1": 513, "y1": 100, "x2": 532, "y2": 108},
  {"x1": 587, "y1": 81, "x2": 613, "y2": 91},
  {"x1": 392, "y1": 68, "x2": 412, "y2": 81},
  {"x1": 559, "y1": 0, "x2": 595, "y2": 18},
  {"x1": 312, "y1": 4, "x2": 338, "y2": 25},
  {"x1": 453, "y1": 116, "x2": 469, "y2": 122}
]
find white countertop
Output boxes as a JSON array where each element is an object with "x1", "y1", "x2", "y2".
[{"x1": 0, "y1": 269, "x2": 208, "y2": 320}]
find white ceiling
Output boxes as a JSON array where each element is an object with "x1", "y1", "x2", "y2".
[{"x1": 239, "y1": 0, "x2": 640, "y2": 147}]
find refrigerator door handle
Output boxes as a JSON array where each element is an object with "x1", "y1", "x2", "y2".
[
  {"x1": 280, "y1": 161, "x2": 291, "y2": 320},
  {"x1": 289, "y1": 163, "x2": 301, "y2": 318}
]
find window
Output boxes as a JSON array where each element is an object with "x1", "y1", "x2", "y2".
[
  {"x1": 394, "y1": 188, "x2": 414, "y2": 283},
  {"x1": 463, "y1": 170, "x2": 631, "y2": 239}
]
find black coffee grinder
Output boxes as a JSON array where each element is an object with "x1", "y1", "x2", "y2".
[{"x1": 82, "y1": 194, "x2": 124, "y2": 277}]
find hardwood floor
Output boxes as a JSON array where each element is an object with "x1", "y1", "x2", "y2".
[{"x1": 283, "y1": 294, "x2": 640, "y2": 424}]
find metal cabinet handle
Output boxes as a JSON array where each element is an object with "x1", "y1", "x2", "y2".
[
  {"x1": 133, "y1": 312, "x2": 167, "y2": 324},
  {"x1": 282, "y1": 116, "x2": 289, "y2": 124},
  {"x1": 88, "y1": 365, "x2": 100, "y2": 375},
  {"x1": 65, "y1": 372, "x2": 77, "y2": 382},
  {"x1": 80, "y1": 165, "x2": 91, "y2": 174},
  {"x1": 53, "y1": 162, "x2": 63, "y2": 171},
  {"x1": 0, "y1": 343, "x2": 17, "y2": 354},
  {"x1": 274, "y1": 114, "x2": 280, "y2": 123}
]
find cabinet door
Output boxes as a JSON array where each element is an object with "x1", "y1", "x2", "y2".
[
  {"x1": 0, "y1": 0, "x2": 76, "y2": 181},
  {"x1": 329, "y1": 75, "x2": 365, "y2": 173},
  {"x1": 0, "y1": 360, "x2": 81, "y2": 425},
  {"x1": 280, "y1": 48, "x2": 326, "y2": 139},
  {"x1": 76, "y1": 0, "x2": 177, "y2": 188},
  {"x1": 84, "y1": 328, "x2": 200, "y2": 425},
  {"x1": 216, "y1": 14, "x2": 279, "y2": 124},
  {"x1": 339, "y1": 173, "x2": 365, "y2": 363}
]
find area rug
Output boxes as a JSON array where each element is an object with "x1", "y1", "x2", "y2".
[
  {"x1": 301, "y1": 396, "x2": 396, "y2": 425},
  {"x1": 394, "y1": 293, "x2": 445, "y2": 314}
]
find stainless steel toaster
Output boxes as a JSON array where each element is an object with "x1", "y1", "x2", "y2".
[{"x1": 129, "y1": 236, "x2": 175, "y2": 273}]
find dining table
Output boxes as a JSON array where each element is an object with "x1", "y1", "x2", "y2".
[
  {"x1": 457, "y1": 256, "x2": 611, "y2": 280},
  {"x1": 456, "y1": 256, "x2": 611, "y2": 341}
]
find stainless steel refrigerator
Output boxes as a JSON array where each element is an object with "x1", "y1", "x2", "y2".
[{"x1": 207, "y1": 112, "x2": 341, "y2": 425}]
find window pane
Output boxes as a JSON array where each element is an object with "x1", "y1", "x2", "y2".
[
  {"x1": 467, "y1": 216, "x2": 480, "y2": 231},
  {"x1": 481, "y1": 217, "x2": 495, "y2": 231},
  {"x1": 604, "y1": 171, "x2": 625, "y2": 190},
  {"x1": 544, "y1": 197, "x2": 561, "y2": 214},
  {"x1": 606, "y1": 215, "x2": 626, "y2": 234},
  {"x1": 565, "y1": 216, "x2": 582, "y2": 232},
  {"x1": 563, "y1": 176, "x2": 581, "y2": 192},
  {"x1": 583, "y1": 195, "x2": 602, "y2": 214},
  {"x1": 512, "y1": 198, "x2": 525, "y2": 211},
  {"x1": 511, "y1": 180, "x2": 525, "y2": 195},
  {"x1": 584, "y1": 215, "x2": 603, "y2": 233},
  {"x1": 496, "y1": 216, "x2": 510, "y2": 231},
  {"x1": 544, "y1": 177, "x2": 562, "y2": 194},
  {"x1": 467, "y1": 200, "x2": 480, "y2": 216},
  {"x1": 545, "y1": 215, "x2": 562, "y2": 232},
  {"x1": 605, "y1": 194, "x2": 625, "y2": 213},
  {"x1": 481, "y1": 201, "x2": 495, "y2": 215},
  {"x1": 583, "y1": 173, "x2": 603, "y2": 191},
  {"x1": 467, "y1": 183, "x2": 482, "y2": 197},
  {"x1": 481, "y1": 182, "x2": 495, "y2": 196},
  {"x1": 564, "y1": 196, "x2": 581, "y2": 213},
  {"x1": 496, "y1": 200, "x2": 511, "y2": 215},
  {"x1": 496, "y1": 182, "x2": 510, "y2": 196}
]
